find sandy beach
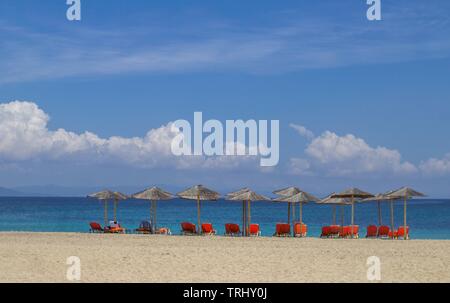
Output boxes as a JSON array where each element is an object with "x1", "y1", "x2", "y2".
[{"x1": 0, "y1": 232, "x2": 449, "y2": 283}]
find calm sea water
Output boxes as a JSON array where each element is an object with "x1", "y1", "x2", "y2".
[{"x1": 0, "y1": 197, "x2": 449, "y2": 239}]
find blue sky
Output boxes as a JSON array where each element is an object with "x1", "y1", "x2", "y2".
[{"x1": 1, "y1": 1, "x2": 450, "y2": 196}]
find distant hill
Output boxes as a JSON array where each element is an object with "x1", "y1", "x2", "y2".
[{"x1": 0, "y1": 187, "x2": 26, "y2": 197}]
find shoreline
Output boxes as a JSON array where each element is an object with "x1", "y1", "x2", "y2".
[
  {"x1": 1, "y1": 232, "x2": 449, "y2": 283},
  {"x1": 0, "y1": 230, "x2": 450, "y2": 241}
]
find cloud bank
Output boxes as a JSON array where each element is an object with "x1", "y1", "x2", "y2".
[
  {"x1": 0, "y1": 101, "x2": 258, "y2": 170},
  {"x1": 289, "y1": 125, "x2": 448, "y2": 177}
]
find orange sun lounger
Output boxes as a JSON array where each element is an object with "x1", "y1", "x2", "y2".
[
  {"x1": 321, "y1": 226, "x2": 331, "y2": 238},
  {"x1": 181, "y1": 222, "x2": 197, "y2": 235},
  {"x1": 274, "y1": 223, "x2": 291, "y2": 237},
  {"x1": 89, "y1": 222, "x2": 104, "y2": 233},
  {"x1": 225, "y1": 223, "x2": 241, "y2": 236},
  {"x1": 201, "y1": 223, "x2": 217, "y2": 235},
  {"x1": 378, "y1": 226, "x2": 391, "y2": 238},
  {"x1": 294, "y1": 223, "x2": 307, "y2": 237},
  {"x1": 397, "y1": 226, "x2": 410, "y2": 239},
  {"x1": 249, "y1": 224, "x2": 261, "y2": 237},
  {"x1": 366, "y1": 225, "x2": 378, "y2": 238}
]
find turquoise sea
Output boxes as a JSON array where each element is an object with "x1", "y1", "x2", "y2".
[{"x1": 0, "y1": 197, "x2": 449, "y2": 239}]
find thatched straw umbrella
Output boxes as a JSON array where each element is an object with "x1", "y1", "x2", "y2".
[
  {"x1": 132, "y1": 187, "x2": 174, "y2": 232},
  {"x1": 87, "y1": 190, "x2": 128, "y2": 227},
  {"x1": 332, "y1": 188, "x2": 374, "y2": 238},
  {"x1": 177, "y1": 185, "x2": 220, "y2": 234},
  {"x1": 386, "y1": 187, "x2": 425, "y2": 240},
  {"x1": 273, "y1": 191, "x2": 319, "y2": 237},
  {"x1": 317, "y1": 194, "x2": 353, "y2": 230},
  {"x1": 273, "y1": 187, "x2": 302, "y2": 225},
  {"x1": 227, "y1": 189, "x2": 269, "y2": 236}
]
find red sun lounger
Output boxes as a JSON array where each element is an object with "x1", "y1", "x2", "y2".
[
  {"x1": 249, "y1": 224, "x2": 261, "y2": 237},
  {"x1": 225, "y1": 223, "x2": 241, "y2": 236},
  {"x1": 274, "y1": 223, "x2": 291, "y2": 237},
  {"x1": 201, "y1": 223, "x2": 217, "y2": 235},
  {"x1": 181, "y1": 222, "x2": 197, "y2": 235},
  {"x1": 366, "y1": 225, "x2": 378, "y2": 238}
]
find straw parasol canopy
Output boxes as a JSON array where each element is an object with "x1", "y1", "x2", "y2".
[
  {"x1": 273, "y1": 186, "x2": 302, "y2": 197},
  {"x1": 274, "y1": 191, "x2": 319, "y2": 236},
  {"x1": 273, "y1": 187, "x2": 304, "y2": 225},
  {"x1": 227, "y1": 189, "x2": 269, "y2": 236},
  {"x1": 132, "y1": 187, "x2": 174, "y2": 232},
  {"x1": 318, "y1": 193, "x2": 353, "y2": 228},
  {"x1": 385, "y1": 187, "x2": 425, "y2": 240},
  {"x1": 332, "y1": 188, "x2": 373, "y2": 237},
  {"x1": 227, "y1": 188, "x2": 251, "y2": 199},
  {"x1": 88, "y1": 190, "x2": 129, "y2": 227},
  {"x1": 177, "y1": 185, "x2": 220, "y2": 233}
]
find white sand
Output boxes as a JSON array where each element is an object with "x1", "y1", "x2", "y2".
[{"x1": 0, "y1": 232, "x2": 449, "y2": 283}]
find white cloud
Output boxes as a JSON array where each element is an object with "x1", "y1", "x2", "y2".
[
  {"x1": 289, "y1": 129, "x2": 418, "y2": 176},
  {"x1": 289, "y1": 124, "x2": 315, "y2": 140},
  {"x1": 289, "y1": 158, "x2": 312, "y2": 176},
  {"x1": 420, "y1": 154, "x2": 450, "y2": 175},
  {"x1": 0, "y1": 101, "x2": 258, "y2": 170}
]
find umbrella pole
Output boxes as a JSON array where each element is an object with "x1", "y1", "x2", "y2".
[
  {"x1": 341, "y1": 205, "x2": 344, "y2": 235},
  {"x1": 150, "y1": 201, "x2": 153, "y2": 232},
  {"x1": 351, "y1": 196, "x2": 355, "y2": 239},
  {"x1": 378, "y1": 201, "x2": 382, "y2": 226},
  {"x1": 404, "y1": 195, "x2": 407, "y2": 240},
  {"x1": 287, "y1": 202, "x2": 291, "y2": 225},
  {"x1": 332, "y1": 205, "x2": 336, "y2": 225},
  {"x1": 104, "y1": 200, "x2": 108, "y2": 227},
  {"x1": 154, "y1": 201, "x2": 158, "y2": 232},
  {"x1": 248, "y1": 200, "x2": 251, "y2": 235},
  {"x1": 390, "y1": 201, "x2": 395, "y2": 239},
  {"x1": 292, "y1": 202, "x2": 296, "y2": 223},
  {"x1": 300, "y1": 202, "x2": 304, "y2": 238},
  {"x1": 242, "y1": 201, "x2": 245, "y2": 236},
  {"x1": 113, "y1": 199, "x2": 117, "y2": 222},
  {"x1": 197, "y1": 195, "x2": 201, "y2": 234}
]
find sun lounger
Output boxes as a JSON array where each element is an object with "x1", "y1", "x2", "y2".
[
  {"x1": 388, "y1": 230, "x2": 398, "y2": 239},
  {"x1": 377, "y1": 226, "x2": 390, "y2": 238},
  {"x1": 340, "y1": 226, "x2": 351, "y2": 238},
  {"x1": 136, "y1": 221, "x2": 153, "y2": 234},
  {"x1": 155, "y1": 227, "x2": 172, "y2": 235},
  {"x1": 224, "y1": 223, "x2": 241, "y2": 236},
  {"x1": 330, "y1": 225, "x2": 341, "y2": 238},
  {"x1": 397, "y1": 226, "x2": 410, "y2": 240},
  {"x1": 89, "y1": 222, "x2": 104, "y2": 233},
  {"x1": 366, "y1": 225, "x2": 378, "y2": 238},
  {"x1": 349, "y1": 225, "x2": 359, "y2": 238},
  {"x1": 294, "y1": 223, "x2": 307, "y2": 237},
  {"x1": 249, "y1": 224, "x2": 261, "y2": 237},
  {"x1": 181, "y1": 222, "x2": 197, "y2": 235},
  {"x1": 201, "y1": 223, "x2": 216, "y2": 235},
  {"x1": 321, "y1": 226, "x2": 331, "y2": 238},
  {"x1": 274, "y1": 223, "x2": 291, "y2": 237}
]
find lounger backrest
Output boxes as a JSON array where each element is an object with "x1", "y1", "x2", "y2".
[
  {"x1": 322, "y1": 226, "x2": 331, "y2": 235},
  {"x1": 276, "y1": 224, "x2": 290, "y2": 234},
  {"x1": 202, "y1": 223, "x2": 213, "y2": 233},
  {"x1": 378, "y1": 226, "x2": 390, "y2": 236},
  {"x1": 90, "y1": 222, "x2": 102, "y2": 231},
  {"x1": 181, "y1": 222, "x2": 196, "y2": 233},
  {"x1": 350, "y1": 225, "x2": 359, "y2": 234},
  {"x1": 249, "y1": 224, "x2": 260, "y2": 234},
  {"x1": 295, "y1": 223, "x2": 307, "y2": 234},
  {"x1": 329, "y1": 225, "x2": 340, "y2": 234},
  {"x1": 398, "y1": 226, "x2": 409, "y2": 236},
  {"x1": 367, "y1": 225, "x2": 377, "y2": 235}
]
